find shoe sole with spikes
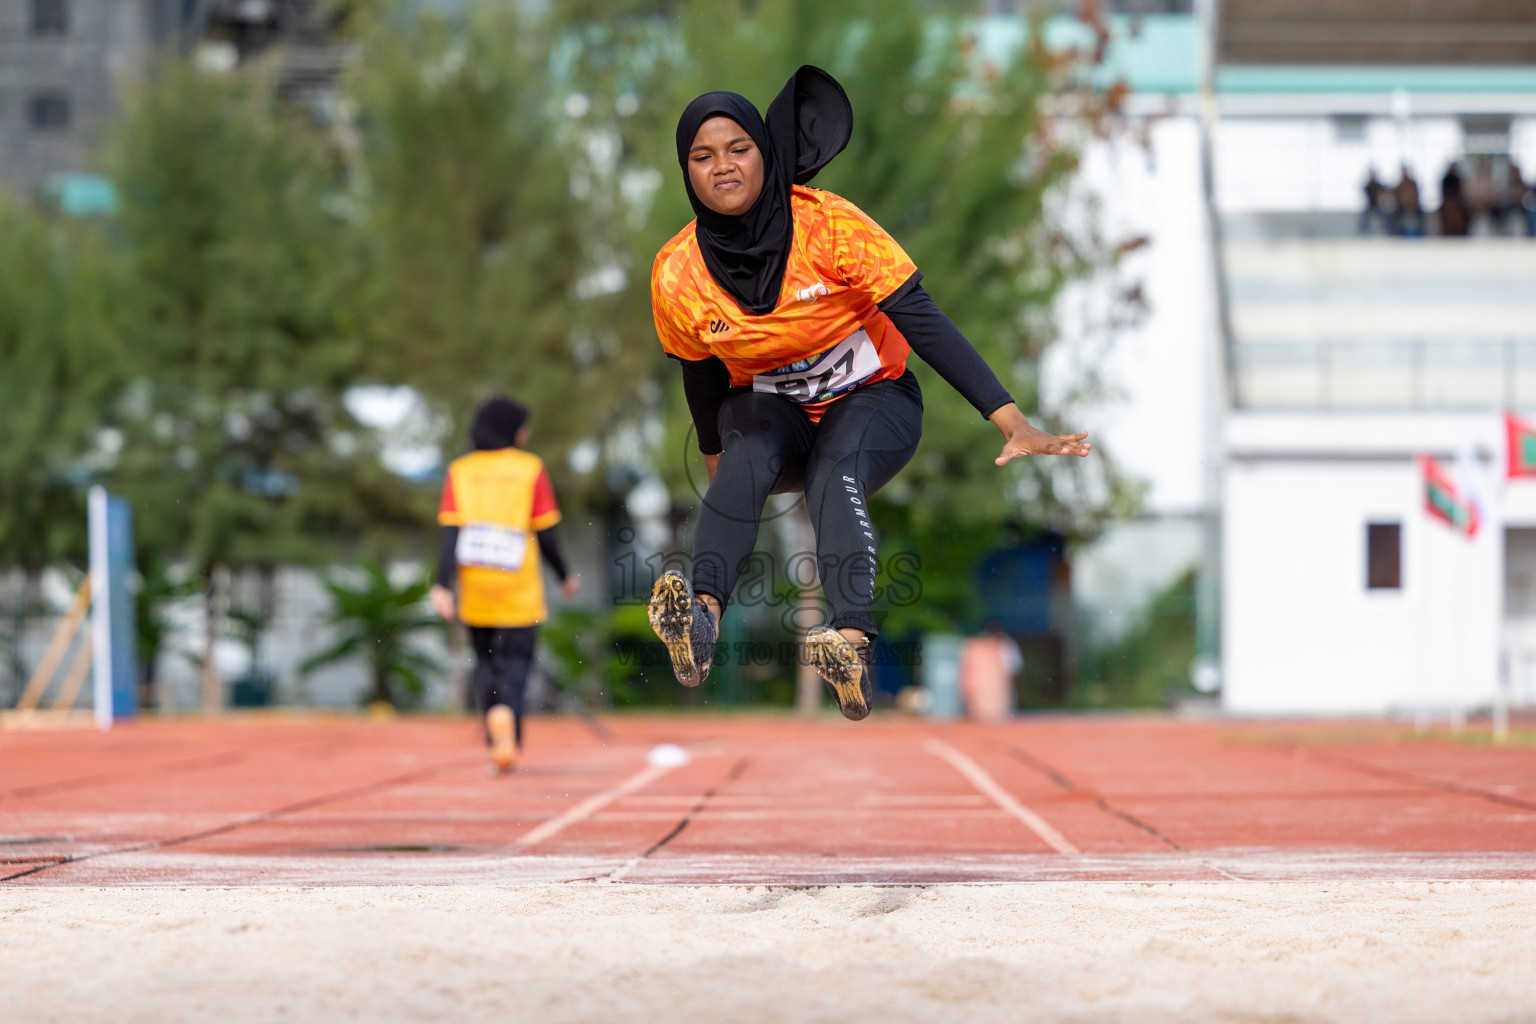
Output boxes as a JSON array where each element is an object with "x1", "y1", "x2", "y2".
[
  {"x1": 805, "y1": 626, "x2": 872, "y2": 721},
  {"x1": 648, "y1": 570, "x2": 713, "y2": 687}
]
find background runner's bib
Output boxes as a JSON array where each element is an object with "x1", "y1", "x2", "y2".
[
  {"x1": 753, "y1": 328, "x2": 880, "y2": 404},
  {"x1": 455, "y1": 523, "x2": 528, "y2": 572}
]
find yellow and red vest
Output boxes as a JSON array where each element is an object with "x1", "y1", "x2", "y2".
[{"x1": 437, "y1": 448, "x2": 561, "y2": 627}]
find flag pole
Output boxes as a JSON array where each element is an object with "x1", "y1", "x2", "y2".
[{"x1": 1494, "y1": 417, "x2": 1512, "y2": 743}]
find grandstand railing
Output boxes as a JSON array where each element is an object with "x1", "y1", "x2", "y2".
[{"x1": 1235, "y1": 339, "x2": 1536, "y2": 409}]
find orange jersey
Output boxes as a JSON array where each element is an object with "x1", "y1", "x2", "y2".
[
  {"x1": 651, "y1": 186, "x2": 919, "y2": 422},
  {"x1": 437, "y1": 448, "x2": 561, "y2": 628}
]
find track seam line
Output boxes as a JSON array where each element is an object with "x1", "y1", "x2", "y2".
[
  {"x1": 498, "y1": 761, "x2": 681, "y2": 856},
  {"x1": 1299, "y1": 747, "x2": 1536, "y2": 813},
  {"x1": 0, "y1": 755, "x2": 478, "y2": 884},
  {"x1": 0, "y1": 731, "x2": 396, "y2": 804},
  {"x1": 604, "y1": 757, "x2": 751, "y2": 883},
  {"x1": 1003, "y1": 744, "x2": 1187, "y2": 852},
  {"x1": 599, "y1": 758, "x2": 749, "y2": 884},
  {"x1": 996, "y1": 743, "x2": 1246, "y2": 881},
  {"x1": 924, "y1": 738, "x2": 1079, "y2": 856},
  {"x1": 0, "y1": 751, "x2": 245, "y2": 803}
]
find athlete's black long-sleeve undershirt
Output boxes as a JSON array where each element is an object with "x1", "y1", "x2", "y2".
[
  {"x1": 678, "y1": 356, "x2": 734, "y2": 457},
  {"x1": 674, "y1": 272, "x2": 1014, "y2": 455},
  {"x1": 435, "y1": 525, "x2": 570, "y2": 590}
]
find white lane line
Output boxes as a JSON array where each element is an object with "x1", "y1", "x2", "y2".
[
  {"x1": 604, "y1": 854, "x2": 646, "y2": 883},
  {"x1": 924, "y1": 737, "x2": 1080, "y2": 856},
  {"x1": 499, "y1": 763, "x2": 676, "y2": 855}
]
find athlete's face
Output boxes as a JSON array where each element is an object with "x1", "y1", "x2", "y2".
[{"x1": 687, "y1": 116, "x2": 764, "y2": 216}]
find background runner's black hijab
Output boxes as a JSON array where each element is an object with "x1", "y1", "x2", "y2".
[
  {"x1": 470, "y1": 396, "x2": 527, "y2": 450},
  {"x1": 675, "y1": 65, "x2": 853, "y2": 316}
]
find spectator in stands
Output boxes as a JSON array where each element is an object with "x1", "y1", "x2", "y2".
[
  {"x1": 1491, "y1": 158, "x2": 1518, "y2": 235},
  {"x1": 1500, "y1": 162, "x2": 1530, "y2": 237},
  {"x1": 1359, "y1": 167, "x2": 1391, "y2": 235},
  {"x1": 1391, "y1": 164, "x2": 1423, "y2": 236},
  {"x1": 958, "y1": 623, "x2": 1022, "y2": 722},
  {"x1": 1467, "y1": 157, "x2": 1497, "y2": 235},
  {"x1": 1515, "y1": 163, "x2": 1536, "y2": 237},
  {"x1": 1438, "y1": 161, "x2": 1468, "y2": 236}
]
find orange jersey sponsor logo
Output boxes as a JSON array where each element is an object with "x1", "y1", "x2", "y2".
[{"x1": 652, "y1": 186, "x2": 918, "y2": 421}]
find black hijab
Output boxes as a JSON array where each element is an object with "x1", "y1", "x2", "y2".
[
  {"x1": 675, "y1": 65, "x2": 853, "y2": 316},
  {"x1": 470, "y1": 396, "x2": 527, "y2": 451}
]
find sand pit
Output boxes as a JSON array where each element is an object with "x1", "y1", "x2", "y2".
[
  {"x1": 5, "y1": 881, "x2": 1534, "y2": 1023},
  {"x1": 7, "y1": 717, "x2": 1535, "y2": 1019}
]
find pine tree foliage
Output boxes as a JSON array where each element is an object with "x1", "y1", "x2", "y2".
[
  {"x1": 0, "y1": 202, "x2": 117, "y2": 568},
  {"x1": 300, "y1": 561, "x2": 442, "y2": 708},
  {"x1": 101, "y1": 64, "x2": 419, "y2": 570},
  {"x1": 344, "y1": 3, "x2": 659, "y2": 501}
]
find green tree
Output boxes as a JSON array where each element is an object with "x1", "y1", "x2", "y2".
[
  {"x1": 344, "y1": 3, "x2": 657, "y2": 504},
  {"x1": 1075, "y1": 568, "x2": 1197, "y2": 709},
  {"x1": 97, "y1": 62, "x2": 422, "y2": 703},
  {"x1": 134, "y1": 557, "x2": 192, "y2": 708},
  {"x1": 0, "y1": 200, "x2": 119, "y2": 703},
  {"x1": 0, "y1": 200, "x2": 118, "y2": 571},
  {"x1": 103, "y1": 63, "x2": 419, "y2": 570},
  {"x1": 300, "y1": 561, "x2": 442, "y2": 708}
]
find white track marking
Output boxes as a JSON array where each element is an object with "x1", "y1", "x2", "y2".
[
  {"x1": 590, "y1": 808, "x2": 1013, "y2": 823},
  {"x1": 604, "y1": 855, "x2": 646, "y2": 883},
  {"x1": 924, "y1": 737, "x2": 1080, "y2": 856},
  {"x1": 499, "y1": 763, "x2": 676, "y2": 855}
]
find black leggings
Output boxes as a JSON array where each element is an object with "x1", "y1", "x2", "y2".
[
  {"x1": 692, "y1": 371, "x2": 923, "y2": 636},
  {"x1": 468, "y1": 625, "x2": 537, "y2": 745}
]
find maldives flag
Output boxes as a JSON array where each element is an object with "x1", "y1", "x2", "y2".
[
  {"x1": 1507, "y1": 412, "x2": 1536, "y2": 478},
  {"x1": 1421, "y1": 454, "x2": 1479, "y2": 537}
]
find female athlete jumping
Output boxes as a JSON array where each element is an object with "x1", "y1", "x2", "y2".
[{"x1": 648, "y1": 66, "x2": 1089, "y2": 720}]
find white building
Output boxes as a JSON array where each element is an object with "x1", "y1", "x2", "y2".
[{"x1": 1208, "y1": 0, "x2": 1536, "y2": 713}]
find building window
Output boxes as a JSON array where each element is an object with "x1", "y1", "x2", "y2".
[
  {"x1": 1461, "y1": 115, "x2": 1512, "y2": 157},
  {"x1": 29, "y1": 93, "x2": 71, "y2": 131},
  {"x1": 1366, "y1": 522, "x2": 1402, "y2": 590},
  {"x1": 31, "y1": 0, "x2": 69, "y2": 35},
  {"x1": 1332, "y1": 116, "x2": 1367, "y2": 143}
]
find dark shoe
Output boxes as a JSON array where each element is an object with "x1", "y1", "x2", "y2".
[
  {"x1": 805, "y1": 626, "x2": 873, "y2": 721},
  {"x1": 648, "y1": 571, "x2": 716, "y2": 687}
]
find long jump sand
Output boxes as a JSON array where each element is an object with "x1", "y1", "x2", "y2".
[
  {"x1": 5, "y1": 715, "x2": 1536, "y2": 1020},
  {"x1": 5, "y1": 881, "x2": 1535, "y2": 1023}
]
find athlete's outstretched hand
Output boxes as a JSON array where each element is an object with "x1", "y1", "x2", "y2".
[
  {"x1": 988, "y1": 403, "x2": 1091, "y2": 465},
  {"x1": 428, "y1": 584, "x2": 455, "y2": 622}
]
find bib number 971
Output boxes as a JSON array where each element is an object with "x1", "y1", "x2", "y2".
[{"x1": 753, "y1": 328, "x2": 881, "y2": 404}]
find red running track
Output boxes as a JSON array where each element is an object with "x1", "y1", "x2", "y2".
[{"x1": 2, "y1": 713, "x2": 1535, "y2": 887}]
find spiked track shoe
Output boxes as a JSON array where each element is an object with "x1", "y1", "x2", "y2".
[
  {"x1": 648, "y1": 570, "x2": 716, "y2": 688},
  {"x1": 805, "y1": 626, "x2": 873, "y2": 721}
]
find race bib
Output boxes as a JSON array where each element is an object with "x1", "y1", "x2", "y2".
[
  {"x1": 456, "y1": 523, "x2": 528, "y2": 572},
  {"x1": 753, "y1": 328, "x2": 881, "y2": 404}
]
